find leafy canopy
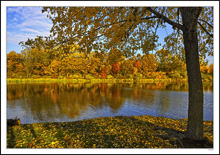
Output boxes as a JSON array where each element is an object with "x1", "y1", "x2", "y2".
[
  {"x1": 43, "y1": 7, "x2": 213, "y2": 56},
  {"x1": 20, "y1": 7, "x2": 213, "y2": 61}
]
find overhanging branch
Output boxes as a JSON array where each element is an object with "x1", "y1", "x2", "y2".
[
  {"x1": 146, "y1": 7, "x2": 183, "y2": 31},
  {"x1": 198, "y1": 19, "x2": 213, "y2": 28},
  {"x1": 197, "y1": 21, "x2": 213, "y2": 38},
  {"x1": 199, "y1": 35, "x2": 211, "y2": 52}
]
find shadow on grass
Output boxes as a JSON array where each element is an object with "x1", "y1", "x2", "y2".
[
  {"x1": 130, "y1": 116, "x2": 213, "y2": 148},
  {"x1": 7, "y1": 126, "x2": 16, "y2": 148},
  {"x1": 150, "y1": 125, "x2": 213, "y2": 148},
  {"x1": 7, "y1": 116, "x2": 213, "y2": 148}
]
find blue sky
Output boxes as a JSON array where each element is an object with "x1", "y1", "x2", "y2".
[
  {"x1": 6, "y1": 6, "x2": 213, "y2": 64},
  {"x1": 7, "y1": 7, "x2": 52, "y2": 53}
]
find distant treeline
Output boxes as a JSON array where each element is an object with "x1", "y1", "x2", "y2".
[{"x1": 7, "y1": 48, "x2": 213, "y2": 81}]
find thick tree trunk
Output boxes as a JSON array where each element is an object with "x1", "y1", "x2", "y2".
[{"x1": 180, "y1": 7, "x2": 204, "y2": 140}]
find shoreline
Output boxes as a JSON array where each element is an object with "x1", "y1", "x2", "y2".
[
  {"x1": 7, "y1": 78, "x2": 188, "y2": 84},
  {"x1": 7, "y1": 115, "x2": 213, "y2": 148},
  {"x1": 7, "y1": 78, "x2": 213, "y2": 84}
]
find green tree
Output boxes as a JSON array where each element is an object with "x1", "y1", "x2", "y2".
[{"x1": 21, "y1": 6, "x2": 213, "y2": 140}]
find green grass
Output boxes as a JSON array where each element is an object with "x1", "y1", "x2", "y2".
[{"x1": 7, "y1": 115, "x2": 213, "y2": 148}]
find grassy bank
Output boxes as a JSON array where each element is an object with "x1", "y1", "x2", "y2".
[
  {"x1": 7, "y1": 115, "x2": 213, "y2": 148},
  {"x1": 7, "y1": 78, "x2": 187, "y2": 84}
]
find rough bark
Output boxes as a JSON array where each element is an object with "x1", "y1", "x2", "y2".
[{"x1": 180, "y1": 7, "x2": 204, "y2": 140}]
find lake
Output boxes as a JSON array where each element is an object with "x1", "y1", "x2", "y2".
[{"x1": 7, "y1": 82, "x2": 213, "y2": 124}]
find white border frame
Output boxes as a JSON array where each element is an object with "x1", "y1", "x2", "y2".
[{"x1": 1, "y1": 1, "x2": 219, "y2": 154}]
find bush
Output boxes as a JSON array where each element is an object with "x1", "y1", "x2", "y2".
[
  {"x1": 201, "y1": 73, "x2": 212, "y2": 81},
  {"x1": 85, "y1": 74, "x2": 95, "y2": 80},
  {"x1": 69, "y1": 74, "x2": 84, "y2": 79},
  {"x1": 149, "y1": 72, "x2": 159, "y2": 79},
  {"x1": 179, "y1": 71, "x2": 187, "y2": 79},
  {"x1": 58, "y1": 76, "x2": 63, "y2": 79},
  {"x1": 168, "y1": 71, "x2": 181, "y2": 79},
  {"x1": 72, "y1": 74, "x2": 80, "y2": 79},
  {"x1": 126, "y1": 74, "x2": 133, "y2": 79},
  {"x1": 31, "y1": 75, "x2": 40, "y2": 79},
  {"x1": 107, "y1": 75, "x2": 114, "y2": 79},
  {"x1": 43, "y1": 76, "x2": 52, "y2": 79},
  {"x1": 116, "y1": 74, "x2": 125, "y2": 79},
  {"x1": 11, "y1": 73, "x2": 19, "y2": 78},
  {"x1": 134, "y1": 73, "x2": 143, "y2": 79}
]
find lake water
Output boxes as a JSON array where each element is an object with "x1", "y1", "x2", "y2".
[{"x1": 7, "y1": 82, "x2": 213, "y2": 124}]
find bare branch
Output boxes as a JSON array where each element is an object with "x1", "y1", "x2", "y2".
[
  {"x1": 146, "y1": 7, "x2": 183, "y2": 30},
  {"x1": 140, "y1": 15, "x2": 159, "y2": 21},
  {"x1": 94, "y1": 20, "x2": 127, "y2": 31},
  {"x1": 93, "y1": 15, "x2": 157, "y2": 33},
  {"x1": 198, "y1": 19, "x2": 213, "y2": 28},
  {"x1": 199, "y1": 35, "x2": 211, "y2": 52},
  {"x1": 197, "y1": 21, "x2": 213, "y2": 38},
  {"x1": 151, "y1": 19, "x2": 160, "y2": 51}
]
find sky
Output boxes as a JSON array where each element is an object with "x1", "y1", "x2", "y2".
[
  {"x1": 6, "y1": 6, "x2": 213, "y2": 64},
  {"x1": 6, "y1": 7, "x2": 52, "y2": 53}
]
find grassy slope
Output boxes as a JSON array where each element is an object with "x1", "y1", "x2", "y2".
[{"x1": 7, "y1": 115, "x2": 213, "y2": 148}]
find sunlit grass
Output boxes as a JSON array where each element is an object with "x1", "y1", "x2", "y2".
[{"x1": 7, "y1": 115, "x2": 213, "y2": 148}]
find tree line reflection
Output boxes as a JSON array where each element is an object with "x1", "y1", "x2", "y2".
[{"x1": 7, "y1": 82, "x2": 213, "y2": 121}]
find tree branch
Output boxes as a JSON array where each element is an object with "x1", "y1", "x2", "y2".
[
  {"x1": 94, "y1": 20, "x2": 127, "y2": 31},
  {"x1": 140, "y1": 15, "x2": 159, "y2": 21},
  {"x1": 146, "y1": 7, "x2": 183, "y2": 30},
  {"x1": 197, "y1": 21, "x2": 213, "y2": 38},
  {"x1": 198, "y1": 19, "x2": 213, "y2": 28},
  {"x1": 199, "y1": 35, "x2": 211, "y2": 52}
]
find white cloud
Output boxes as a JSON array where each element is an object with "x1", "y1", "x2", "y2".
[
  {"x1": 18, "y1": 20, "x2": 52, "y2": 30},
  {"x1": 7, "y1": 31, "x2": 37, "y2": 44},
  {"x1": 21, "y1": 28, "x2": 42, "y2": 34},
  {"x1": 12, "y1": 17, "x2": 18, "y2": 21},
  {"x1": 7, "y1": 7, "x2": 23, "y2": 13},
  {"x1": 7, "y1": 7, "x2": 52, "y2": 45},
  {"x1": 7, "y1": 29, "x2": 51, "y2": 45}
]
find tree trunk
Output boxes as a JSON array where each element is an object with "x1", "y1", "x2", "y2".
[{"x1": 180, "y1": 7, "x2": 204, "y2": 140}]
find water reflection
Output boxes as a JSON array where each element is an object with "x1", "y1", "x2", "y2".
[{"x1": 7, "y1": 82, "x2": 213, "y2": 124}]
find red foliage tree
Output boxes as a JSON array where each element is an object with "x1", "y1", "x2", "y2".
[
  {"x1": 111, "y1": 62, "x2": 120, "y2": 76},
  {"x1": 133, "y1": 60, "x2": 141, "y2": 69},
  {"x1": 100, "y1": 66, "x2": 107, "y2": 79}
]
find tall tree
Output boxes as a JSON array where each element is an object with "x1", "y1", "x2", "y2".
[
  {"x1": 141, "y1": 54, "x2": 158, "y2": 76},
  {"x1": 7, "y1": 51, "x2": 25, "y2": 78},
  {"x1": 208, "y1": 63, "x2": 213, "y2": 75},
  {"x1": 22, "y1": 6, "x2": 213, "y2": 140},
  {"x1": 120, "y1": 59, "x2": 134, "y2": 77}
]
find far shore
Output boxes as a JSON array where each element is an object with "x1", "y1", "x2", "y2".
[
  {"x1": 7, "y1": 78, "x2": 190, "y2": 84},
  {"x1": 6, "y1": 77, "x2": 213, "y2": 84}
]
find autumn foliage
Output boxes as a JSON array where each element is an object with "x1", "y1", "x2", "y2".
[
  {"x1": 7, "y1": 47, "x2": 213, "y2": 81},
  {"x1": 100, "y1": 67, "x2": 107, "y2": 79},
  {"x1": 111, "y1": 63, "x2": 120, "y2": 77}
]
